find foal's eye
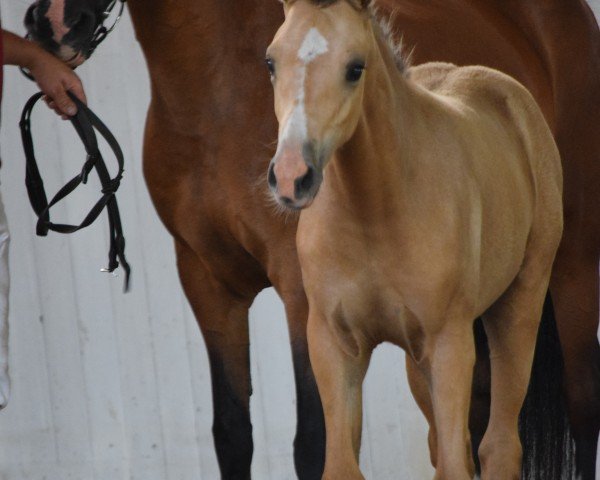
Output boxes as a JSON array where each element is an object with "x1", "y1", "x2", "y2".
[
  {"x1": 346, "y1": 62, "x2": 365, "y2": 83},
  {"x1": 265, "y1": 57, "x2": 276, "y2": 78}
]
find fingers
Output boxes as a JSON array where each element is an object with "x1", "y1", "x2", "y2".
[
  {"x1": 51, "y1": 85, "x2": 78, "y2": 117},
  {"x1": 43, "y1": 95, "x2": 72, "y2": 120},
  {"x1": 29, "y1": 54, "x2": 87, "y2": 118},
  {"x1": 66, "y1": 77, "x2": 87, "y2": 106},
  {"x1": 50, "y1": 75, "x2": 86, "y2": 117}
]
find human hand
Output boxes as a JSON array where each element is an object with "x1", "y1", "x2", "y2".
[
  {"x1": 28, "y1": 50, "x2": 87, "y2": 119},
  {"x1": 2, "y1": 30, "x2": 87, "y2": 118}
]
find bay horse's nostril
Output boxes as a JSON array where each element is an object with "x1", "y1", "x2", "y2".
[
  {"x1": 295, "y1": 166, "x2": 315, "y2": 198},
  {"x1": 268, "y1": 163, "x2": 277, "y2": 190}
]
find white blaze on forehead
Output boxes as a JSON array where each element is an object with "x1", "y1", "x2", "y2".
[
  {"x1": 280, "y1": 28, "x2": 329, "y2": 147},
  {"x1": 298, "y1": 27, "x2": 329, "y2": 63}
]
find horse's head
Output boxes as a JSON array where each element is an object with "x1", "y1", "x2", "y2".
[
  {"x1": 24, "y1": 0, "x2": 120, "y2": 67},
  {"x1": 267, "y1": 0, "x2": 373, "y2": 210}
]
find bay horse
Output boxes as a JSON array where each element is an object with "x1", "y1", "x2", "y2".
[
  {"x1": 267, "y1": 1, "x2": 563, "y2": 479},
  {"x1": 24, "y1": 0, "x2": 600, "y2": 478}
]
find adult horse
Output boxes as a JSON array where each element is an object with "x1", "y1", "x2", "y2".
[
  {"x1": 267, "y1": 1, "x2": 563, "y2": 478},
  {"x1": 24, "y1": 0, "x2": 600, "y2": 478}
]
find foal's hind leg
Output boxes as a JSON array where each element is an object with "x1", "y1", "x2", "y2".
[
  {"x1": 479, "y1": 269, "x2": 551, "y2": 480},
  {"x1": 176, "y1": 244, "x2": 256, "y2": 480},
  {"x1": 428, "y1": 321, "x2": 476, "y2": 480}
]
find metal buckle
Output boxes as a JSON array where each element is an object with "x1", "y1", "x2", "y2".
[
  {"x1": 101, "y1": 0, "x2": 125, "y2": 37},
  {"x1": 88, "y1": 0, "x2": 126, "y2": 56},
  {"x1": 100, "y1": 268, "x2": 119, "y2": 277}
]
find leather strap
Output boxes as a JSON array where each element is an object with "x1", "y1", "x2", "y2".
[{"x1": 19, "y1": 91, "x2": 131, "y2": 291}]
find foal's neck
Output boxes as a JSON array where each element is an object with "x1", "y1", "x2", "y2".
[{"x1": 327, "y1": 32, "x2": 424, "y2": 220}]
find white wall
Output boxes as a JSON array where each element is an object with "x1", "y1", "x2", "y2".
[{"x1": 0, "y1": 2, "x2": 434, "y2": 479}]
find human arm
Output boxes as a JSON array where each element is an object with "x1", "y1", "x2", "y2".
[{"x1": 2, "y1": 29, "x2": 86, "y2": 116}]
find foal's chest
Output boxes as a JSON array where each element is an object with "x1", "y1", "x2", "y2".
[{"x1": 301, "y1": 240, "x2": 429, "y2": 359}]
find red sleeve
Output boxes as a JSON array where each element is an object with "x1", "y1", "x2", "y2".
[{"x1": 0, "y1": 27, "x2": 3, "y2": 105}]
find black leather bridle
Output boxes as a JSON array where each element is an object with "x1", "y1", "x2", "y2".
[
  {"x1": 20, "y1": 92, "x2": 131, "y2": 291},
  {"x1": 19, "y1": 1, "x2": 131, "y2": 291},
  {"x1": 88, "y1": 0, "x2": 126, "y2": 58}
]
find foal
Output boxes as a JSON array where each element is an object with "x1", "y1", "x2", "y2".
[{"x1": 266, "y1": 0, "x2": 563, "y2": 478}]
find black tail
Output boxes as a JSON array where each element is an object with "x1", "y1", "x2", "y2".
[
  {"x1": 519, "y1": 294, "x2": 576, "y2": 479},
  {"x1": 470, "y1": 293, "x2": 577, "y2": 479}
]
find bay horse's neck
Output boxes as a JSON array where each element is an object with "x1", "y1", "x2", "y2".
[
  {"x1": 126, "y1": 0, "x2": 282, "y2": 124},
  {"x1": 326, "y1": 33, "x2": 425, "y2": 221},
  {"x1": 127, "y1": 0, "x2": 280, "y2": 51}
]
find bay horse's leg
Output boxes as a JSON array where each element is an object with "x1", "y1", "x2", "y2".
[
  {"x1": 479, "y1": 272, "x2": 550, "y2": 480},
  {"x1": 176, "y1": 244, "x2": 256, "y2": 480},
  {"x1": 428, "y1": 322, "x2": 476, "y2": 480},
  {"x1": 468, "y1": 319, "x2": 492, "y2": 473},
  {"x1": 550, "y1": 250, "x2": 600, "y2": 480},
  {"x1": 276, "y1": 284, "x2": 325, "y2": 479},
  {"x1": 405, "y1": 355, "x2": 438, "y2": 467},
  {"x1": 307, "y1": 311, "x2": 370, "y2": 480}
]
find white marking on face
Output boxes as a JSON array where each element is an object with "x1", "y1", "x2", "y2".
[
  {"x1": 280, "y1": 28, "x2": 329, "y2": 146},
  {"x1": 298, "y1": 27, "x2": 329, "y2": 63},
  {"x1": 46, "y1": 0, "x2": 69, "y2": 44}
]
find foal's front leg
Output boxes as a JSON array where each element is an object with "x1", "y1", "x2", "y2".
[
  {"x1": 429, "y1": 322, "x2": 476, "y2": 480},
  {"x1": 307, "y1": 311, "x2": 371, "y2": 480}
]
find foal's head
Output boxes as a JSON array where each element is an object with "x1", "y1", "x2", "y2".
[
  {"x1": 267, "y1": 0, "x2": 374, "y2": 210},
  {"x1": 24, "y1": 0, "x2": 116, "y2": 66}
]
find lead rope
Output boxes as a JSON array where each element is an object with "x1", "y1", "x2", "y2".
[{"x1": 19, "y1": 91, "x2": 131, "y2": 291}]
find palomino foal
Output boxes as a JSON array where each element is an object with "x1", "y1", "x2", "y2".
[{"x1": 267, "y1": 0, "x2": 563, "y2": 479}]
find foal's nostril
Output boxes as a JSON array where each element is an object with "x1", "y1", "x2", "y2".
[
  {"x1": 268, "y1": 163, "x2": 277, "y2": 190},
  {"x1": 295, "y1": 166, "x2": 315, "y2": 198}
]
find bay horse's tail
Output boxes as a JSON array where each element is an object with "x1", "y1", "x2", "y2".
[
  {"x1": 518, "y1": 294, "x2": 576, "y2": 479},
  {"x1": 470, "y1": 293, "x2": 577, "y2": 479}
]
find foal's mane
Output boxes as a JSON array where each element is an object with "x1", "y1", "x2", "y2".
[{"x1": 284, "y1": 0, "x2": 409, "y2": 74}]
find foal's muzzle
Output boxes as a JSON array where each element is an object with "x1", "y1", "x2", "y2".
[{"x1": 268, "y1": 149, "x2": 322, "y2": 210}]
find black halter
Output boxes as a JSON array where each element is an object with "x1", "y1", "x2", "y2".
[
  {"x1": 19, "y1": 92, "x2": 131, "y2": 291},
  {"x1": 21, "y1": 0, "x2": 126, "y2": 81}
]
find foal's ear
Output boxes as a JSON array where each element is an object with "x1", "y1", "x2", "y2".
[{"x1": 278, "y1": 0, "x2": 292, "y2": 12}]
